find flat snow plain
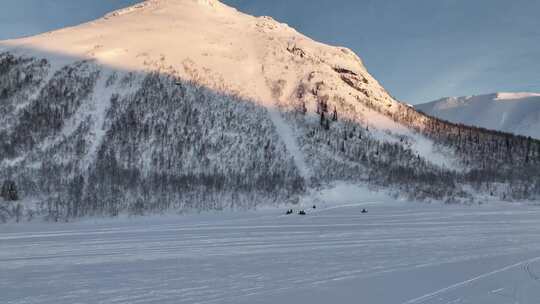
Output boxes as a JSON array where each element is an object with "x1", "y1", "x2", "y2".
[{"x1": 2, "y1": 193, "x2": 540, "y2": 304}]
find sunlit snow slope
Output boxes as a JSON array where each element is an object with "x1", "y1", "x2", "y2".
[
  {"x1": 0, "y1": 0, "x2": 445, "y2": 166},
  {"x1": 1, "y1": 0, "x2": 387, "y2": 107}
]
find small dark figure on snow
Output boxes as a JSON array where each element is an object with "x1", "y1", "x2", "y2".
[
  {"x1": 312, "y1": 205, "x2": 317, "y2": 209},
  {"x1": 286, "y1": 209, "x2": 293, "y2": 215},
  {"x1": 361, "y1": 208, "x2": 368, "y2": 214},
  {"x1": 298, "y1": 210, "x2": 306, "y2": 215}
]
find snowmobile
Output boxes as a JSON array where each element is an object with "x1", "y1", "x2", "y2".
[
  {"x1": 298, "y1": 210, "x2": 306, "y2": 215},
  {"x1": 312, "y1": 205, "x2": 317, "y2": 209},
  {"x1": 286, "y1": 209, "x2": 293, "y2": 215},
  {"x1": 361, "y1": 208, "x2": 368, "y2": 214}
]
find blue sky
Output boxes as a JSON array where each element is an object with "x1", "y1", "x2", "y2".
[
  {"x1": 1, "y1": 0, "x2": 538, "y2": 103},
  {"x1": 0, "y1": 1, "x2": 138, "y2": 39}
]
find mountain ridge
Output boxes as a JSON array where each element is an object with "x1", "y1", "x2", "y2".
[{"x1": 416, "y1": 92, "x2": 540, "y2": 139}]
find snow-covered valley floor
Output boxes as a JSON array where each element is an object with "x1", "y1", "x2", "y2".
[{"x1": 2, "y1": 199, "x2": 540, "y2": 304}]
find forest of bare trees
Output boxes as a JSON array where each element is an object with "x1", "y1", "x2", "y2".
[{"x1": 1, "y1": 52, "x2": 539, "y2": 222}]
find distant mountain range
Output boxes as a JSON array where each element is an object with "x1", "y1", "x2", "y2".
[{"x1": 416, "y1": 93, "x2": 540, "y2": 139}]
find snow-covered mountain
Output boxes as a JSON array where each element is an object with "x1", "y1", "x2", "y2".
[
  {"x1": 1, "y1": 0, "x2": 540, "y2": 220},
  {"x1": 416, "y1": 93, "x2": 540, "y2": 139}
]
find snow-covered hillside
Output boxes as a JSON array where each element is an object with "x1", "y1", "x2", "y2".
[
  {"x1": 416, "y1": 93, "x2": 540, "y2": 139},
  {"x1": 0, "y1": 0, "x2": 449, "y2": 166},
  {"x1": 1, "y1": 0, "x2": 540, "y2": 220}
]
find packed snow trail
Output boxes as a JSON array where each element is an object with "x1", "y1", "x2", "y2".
[
  {"x1": 266, "y1": 107, "x2": 311, "y2": 181},
  {"x1": 3, "y1": 201, "x2": 540, "y2": 304},
  {"x1": 83, "y1": 69, "x2": 115, "y2": 166}
]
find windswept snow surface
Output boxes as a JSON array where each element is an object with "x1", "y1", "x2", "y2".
[{"x1": 3, "y1": 198, "x2": 540, "y2": 304}]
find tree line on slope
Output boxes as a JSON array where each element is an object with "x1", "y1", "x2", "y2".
[
  {"x1": 2, "y1": 51, "x2": 539, "y2": 222},
  {"x1": 284, "y1": 68, "x2": 540, "y2": 202},
  {"x1": 0, "y1": 55, "x2": 304, "y2": 222}
]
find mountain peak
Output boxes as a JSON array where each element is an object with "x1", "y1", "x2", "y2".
[
  {"x1": 0, "y1": 0, "x2": 380, "y2": 110},
  {"x1": 104, "y1": 0, "x2": 223, "y2": 18},
  {"x1": 194, "y1": 0, "x2": 220, "y2": 7}
]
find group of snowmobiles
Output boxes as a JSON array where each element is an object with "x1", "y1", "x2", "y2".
[
  {"x1": 285, "y1": 208, "x2": 305, "y2": 215},
  {"x1": 285, "y1": 205, "x2": 369, "y2": 215},
  {"x1": 285, "y1": 205, "x2": 315, "y2": 215}
]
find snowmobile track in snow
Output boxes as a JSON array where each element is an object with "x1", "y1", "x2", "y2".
[
  {"x1": 266, "y1": 107, "x2": 311, "y2": 181},
  {"x1": 524, "y1": 261, "x2": 540, "y2": 281},
  {"x1": 402, "y1": 256, "x2": 540, "y2": 304}
]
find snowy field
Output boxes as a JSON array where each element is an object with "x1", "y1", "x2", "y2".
[{"x1": 2, "y1": 196, "x2": 540, "y2": 304}]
